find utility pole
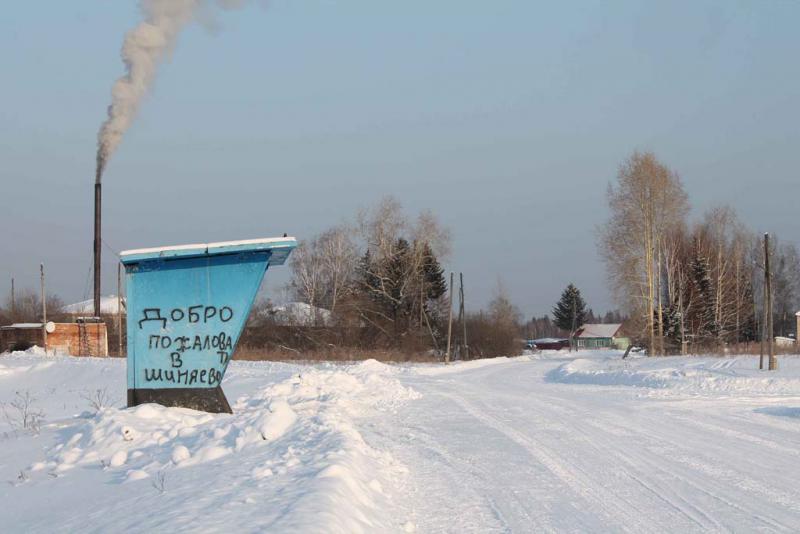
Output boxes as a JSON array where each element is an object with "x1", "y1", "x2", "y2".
[
  {"x1": 796, "y1": 311, "x2": 800, "y2": 352},
  {"x1": 765, "y1": 234, "x2": 776, "y2": 370},
  {"x1": 40, "y1": 264, "x2": 47, "y2": 354},
  {"x1": 459, "y1": 273, "x2": 467, "y2": 360},
  {"x1": 758, "y1": 248, "x2": 770, "y2": 371},
  {"x1": 445, "y1": 272, "x2": 454, "y2": 364},
  {"x1": 10, "y1": 277, "x2": 15, "y2": 321}
]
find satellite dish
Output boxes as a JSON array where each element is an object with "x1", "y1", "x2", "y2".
[{"x1": 45, "y1": 321, "x2": 56, "y2": 334}]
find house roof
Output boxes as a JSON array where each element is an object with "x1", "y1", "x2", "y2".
[
  {"x1": 575, "y1": 323, "x2": 622, "y2": 338},
  {"x1": 62, "y1": 295, "x2": 126, "y2": 315}
]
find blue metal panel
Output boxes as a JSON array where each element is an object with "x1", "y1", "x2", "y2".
[{"x1": 121, "y1": 238, "x2": 296, "y2": 412}]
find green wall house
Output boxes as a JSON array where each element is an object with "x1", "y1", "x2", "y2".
[{"x1": 574, "y1": 323, "x2": 629, "y2": 349}]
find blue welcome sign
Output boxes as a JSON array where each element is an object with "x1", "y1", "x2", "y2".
[{"x1": 120, "y1": 237, "x2": 296, "y2": 413}]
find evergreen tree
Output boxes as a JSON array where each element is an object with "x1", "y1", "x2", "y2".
[
  {"x1": 663, "y1": 301, "x2": 683, "y2": 346},
  {"x1": 359, "y1": 250, "x2": 379, "y2": 301},
  {"x1": 357, "y1": 238, "x2": 449, "y2": 344},
  {"x1": 738, "y1": 281, "x2": 757, "y2": 342},
  {"x1": 553, "y1": 284, "x2": 587, "y2": 332},
  {"x1": 691, "y1": 250, "x2": 718, "y2": 340},
  {"x1": 420, "y1": 242, "x2": 447, "y2": 301}
]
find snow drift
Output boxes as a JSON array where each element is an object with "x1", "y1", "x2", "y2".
[
  {"x1": 547, "y1": 353, "x2": 800, "y2": 395},
  {"x1": 1, "y1": 354, "x2": 419, "y2": 533}
]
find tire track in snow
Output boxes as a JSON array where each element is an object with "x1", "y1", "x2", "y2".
[
  {"x1": 670, "y1": 411, "x2": 800, "y2": 456},
  {"x1": 380, "y1": 425, "x2": 515, "y2": 532},
  {"x1": 554, "y1": 395, "x2": 796, "y2": 531},
  {"x1": 533, "y1": 399, "x2": 725, "y2": 532},
  {"x1": 461, "y1": 360, "x2": 798, "y2": 532},
  {"x1": 472, "y1": 364, "x2": 723, "y2": 531},
  {"x1": 439, "y1": 390, "x2": 654, "y2": 533},
  {"x1": 605, "y1": 409, "x2": 800, "y2": 529},
  {"x1": 395, "y1": 357, "x2": 800, "y2": 532}
]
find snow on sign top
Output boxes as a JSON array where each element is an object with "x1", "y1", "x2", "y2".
[
  {"x1": 120, "y1": 237, "x2": 297, "y2": 265},
  {"x1": 575, "y1": 323, "x2": 622, "y2": 338}
]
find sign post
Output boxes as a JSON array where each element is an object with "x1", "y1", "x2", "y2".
[{"x1": 120, "y1": 237, "x2": 296, "y2": 413}]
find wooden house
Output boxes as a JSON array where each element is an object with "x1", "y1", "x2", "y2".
[{"x1": 574, "y1": 323, "x2": 629, "y2": 349}]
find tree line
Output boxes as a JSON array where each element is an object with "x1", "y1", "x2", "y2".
[
  {"x1": 600, "y1": 151, "x2": 800, "y2": 354},
  {"x1": 247, "y1": 197, "x2": 521, "y2": 358},
  {"x1": 0, "y1": 288, "x2": 65, "y2": 326}
]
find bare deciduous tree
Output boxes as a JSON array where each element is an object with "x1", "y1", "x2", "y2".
[
  {"x1": 318, "y1": 226, "x2": 358, "y2": 315},
  {"x1": 288, "y1": 226, "x2": 358, "y2": 324},
  {"x1": 600, "y1": 151, "x2": 689, "y2": 355},
  {"x1": 3, "y1": 288, "x2": 65, "y2": 324}
]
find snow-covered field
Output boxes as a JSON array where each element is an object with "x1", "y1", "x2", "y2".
[{"x1": 2, "y1": 349, "x2": 800, "y2": 532}]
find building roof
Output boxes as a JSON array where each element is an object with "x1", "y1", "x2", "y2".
[
  {"x1": 62, "y1": 295, "x2": 126, "y2": 315},
  {"x1": 575, "y1": 323, "x2": 623, "y2": 339},
  {"x1": 265, "y1": 302, "x2": 333, "y2": 326}
]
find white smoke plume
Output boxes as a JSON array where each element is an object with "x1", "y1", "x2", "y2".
[{"x1": 96, "y1": 0, "x2": 250, "y2": 182}]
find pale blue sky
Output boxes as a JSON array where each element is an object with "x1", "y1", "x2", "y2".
[{"x1": 1, "y1": 1, "x2": 798, "y2": 316}]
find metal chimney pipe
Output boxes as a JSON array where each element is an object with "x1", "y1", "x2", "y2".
[{"x1": 93, "y1": 181, "x2": 102, "y2": 318}]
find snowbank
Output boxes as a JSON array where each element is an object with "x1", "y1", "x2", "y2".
[
  {"x1": 412, "y1": 356, "x2": 532, "y2": 376},
  {"x1": 1, "y1": 356, "x2": 420, "y2": 533},
  {"x1": 547, "y1": 353, "x2": 800, "y2": 395}
]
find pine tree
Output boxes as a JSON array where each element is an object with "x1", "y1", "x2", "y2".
[{"x1": 553, "y1": 284, "x2": 587, "y2": 332}]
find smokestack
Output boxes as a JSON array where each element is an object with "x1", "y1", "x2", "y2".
[{"x1": 94, "y1": 181, "x2": 102, "y2": 318}]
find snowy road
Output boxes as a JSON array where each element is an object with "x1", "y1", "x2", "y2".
[
  {"x1": 2, "y1": 351, "x2": 800, "y2": 532},
  {"x1": 377, "y1": 355, "x2": 800, "y2": 533}
]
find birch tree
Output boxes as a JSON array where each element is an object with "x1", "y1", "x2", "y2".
[
  {"x1": 289, "y1": 226, "x2": 358, "y2": 324},
  {"x1": 600, "y1": 151, "x2": 689, "y2": 355}
]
